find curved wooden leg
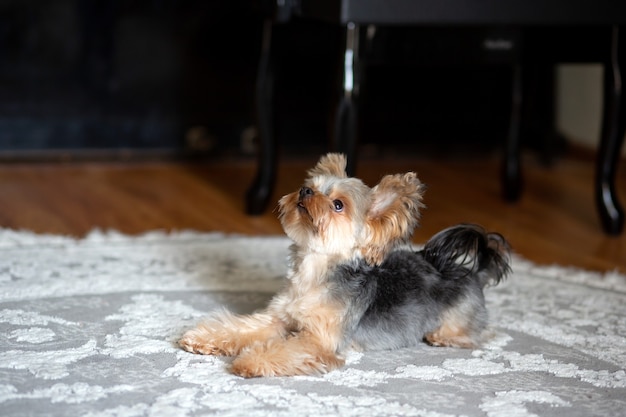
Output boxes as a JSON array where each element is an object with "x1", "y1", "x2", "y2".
[
  {"x1": 502, "y1": 64, "x2": 523, "y2": 202},
  {"x1": 596, "y1": 25, "x2": 626, "y2": 235},
  {"x1": 246, "y1": 19, "x2": 277, "y2": 215},
  {"x1": 333, "y1": 22, "x2": 360, "y2": 177}
]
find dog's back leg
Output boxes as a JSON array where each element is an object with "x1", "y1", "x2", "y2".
[{"x1": 423, "y1": 295, "x2": 488, "y2": 349}]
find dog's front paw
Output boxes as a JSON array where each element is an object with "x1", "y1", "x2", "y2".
[{"x1": 178, "y1": 327, "x2": 228, "y2": 356}]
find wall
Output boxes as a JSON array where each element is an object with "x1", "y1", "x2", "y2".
[{"x1": 556, "y1": 64, "x2": 626, "y2": 156}]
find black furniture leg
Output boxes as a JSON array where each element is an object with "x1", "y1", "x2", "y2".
[
  {"x1": 246, "y1": 19, "x2": 276, "y2": 215},
  {"x1": 596, "y1": 25, "x2": 626, "y2": 235},
  {"x1": 503, "y1": 64, "x2": 523, "y2": 201},
  {"x1": 333, "y1": 22, "x2": 360, "y2": 176}
]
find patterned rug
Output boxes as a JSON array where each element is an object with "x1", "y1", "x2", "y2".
[{"x1": 1, "y1": 229, "x2": 625, "y2": 417}]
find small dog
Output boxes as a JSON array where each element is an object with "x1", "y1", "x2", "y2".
[{"x1": 179, "y1": 153, "x2": 511, "y2": 377}]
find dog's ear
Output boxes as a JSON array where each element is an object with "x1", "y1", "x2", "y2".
[
  {"x1": 307, "y1": 153, "x2": 348, "y2": 179},
  {"x1": 362, "y1": 172, "x2": 425, "y2": 265}
]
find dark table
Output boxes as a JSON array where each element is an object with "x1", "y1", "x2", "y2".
[{"x1": 246, "y1": 0, "x2": 626, "y2": 235}]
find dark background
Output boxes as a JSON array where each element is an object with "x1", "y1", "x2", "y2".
[{"x1": 0, "y1": 0, "x2": 527, "y2": 160}]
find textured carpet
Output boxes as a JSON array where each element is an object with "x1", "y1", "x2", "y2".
[{"x1": 0, "y1": 229, "x2": 625, "y2": 417}]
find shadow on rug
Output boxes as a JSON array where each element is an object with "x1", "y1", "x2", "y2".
[{"x1": 0, "y1": 230, "x2": 625, "y2": 417}]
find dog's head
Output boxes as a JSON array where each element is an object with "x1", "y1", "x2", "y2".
[{"x1": 278, "y1": 153, "x2": 425, "y2": 265}]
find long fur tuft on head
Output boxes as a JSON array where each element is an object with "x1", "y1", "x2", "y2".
[{"x1": 307, "y1": 153, "x2": 348, "y2": 179}]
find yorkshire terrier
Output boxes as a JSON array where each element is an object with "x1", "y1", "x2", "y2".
[{"x1": 179, "y1": 153, "x2": 511, "y2": 377}]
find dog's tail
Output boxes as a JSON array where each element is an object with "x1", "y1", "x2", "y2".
[{"x1": 422, "y1": 224, "x2": 511, "y2": 287}]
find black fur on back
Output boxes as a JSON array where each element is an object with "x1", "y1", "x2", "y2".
[
  {"x1": 330, "y1": 223, "x2": 511, "y2": 351},
  {"x1": 422, "y1": 223, "x2": 511, "y2": 287}
]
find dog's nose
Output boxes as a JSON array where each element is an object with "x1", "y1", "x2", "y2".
[{"x1": 299, "y1": 187, "x2": 314, "y2": 200}]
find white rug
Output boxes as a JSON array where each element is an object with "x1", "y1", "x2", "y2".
[{"x1": 0, "y1": 229, "x2": 625, "y2": 417}]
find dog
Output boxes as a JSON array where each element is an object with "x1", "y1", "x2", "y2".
[{"x1": 178, "y1": 153, "x2": 511, "y2": 377}]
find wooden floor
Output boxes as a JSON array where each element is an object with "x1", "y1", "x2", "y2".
[{"x1": 0, "y1": 151, "x2": 624, "y2": 274}]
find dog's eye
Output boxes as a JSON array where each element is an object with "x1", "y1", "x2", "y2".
[{"x1": 333, "y1": 199, "x2": 344, "y2": 212}]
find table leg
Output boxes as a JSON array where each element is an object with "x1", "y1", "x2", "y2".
[
  {"x1": 246, "y1": 19, "x2": 277, "y2": 215},
  {"x1": 596, "y1": 25, "x2": 626, "y2": 235},
  {"x1": 333, "y1": 22, "x2": 360, "y2": 176},
  {"x1": 502, "y1": 64, "x2": 524, "y2": 201}
]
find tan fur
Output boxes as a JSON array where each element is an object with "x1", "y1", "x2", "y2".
[
  {"x1": 307, "y1": 153, "x2": 348, "y2": 179},
  {"x1": 424, "y1": 307, "x2": 478, "y2": 348},
  {"x1": 178, "y1": 153, "x2": 426, "y2": 377},
  {"x1": 178, "y1": 311, "x2": 286, "y2": 356},
  {"x1": 363, "y1": 172, "x2": 425, "y2": 265},
  {"x1": 424, "y1": 324, "x2": 476, "y2": 349}
]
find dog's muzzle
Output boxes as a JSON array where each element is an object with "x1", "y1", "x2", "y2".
[{"x1": 297, "y1": 187, "x2": 313, "y2": 210}]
